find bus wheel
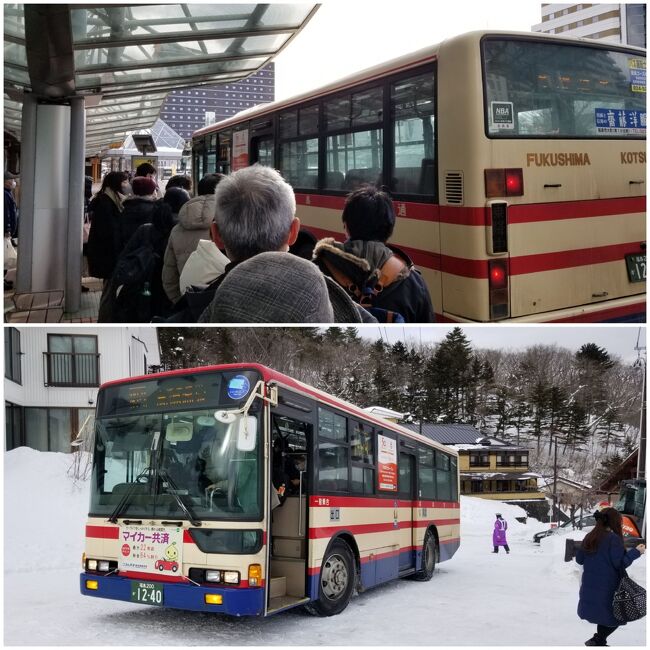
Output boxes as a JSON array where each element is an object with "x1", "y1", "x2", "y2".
[
  {"x1": 412, "y1": 530, "x2": 437, "y2": 582},
  {"x1": 308, "y1": 540, "x2": 355, "y2": 616}
]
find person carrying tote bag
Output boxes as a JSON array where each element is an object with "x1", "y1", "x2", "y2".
[{"x1": 575, "y1": 507, "x2": 645, "y2": 646}]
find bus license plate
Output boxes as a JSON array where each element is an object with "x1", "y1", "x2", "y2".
[
  {"x1": 130, "y1": 581, "x2": 163, "y2": 606},
  {"x1": 625, "y1": 253, "x2": 646, "y2": 283}
]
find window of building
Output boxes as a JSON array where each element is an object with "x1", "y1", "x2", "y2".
[
  {"x1": 5, "y1": 327, "x2": 22, "y2": 384},
  {"x1": 469, "y1": 451, "x2": 490, "y2": 467},
  {"x1": 470, "y1": 480, "x2": 483, "y2": 493},
  {"x1": 5, "y1": 401, "x2": 23, "y2": 450},
  {"x1": 46, "y1": 335, "x2": 99, "y2": 387}
]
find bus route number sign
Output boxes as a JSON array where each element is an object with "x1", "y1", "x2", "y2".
[
  {"x1": 625, "y1": 253, "x2": 646, "y2": 283},
  {"x1": 131, "y1": 581, "x2": 163, "y2": 606}
]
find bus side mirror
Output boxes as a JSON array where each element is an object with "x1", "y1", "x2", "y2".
[{"x1": 236, "y1": 416, "x2": 257, "y2": 452}]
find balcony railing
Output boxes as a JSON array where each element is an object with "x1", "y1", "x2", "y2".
[{"x1": 44, "y1": 352, "x2": 100, "y2": 387}]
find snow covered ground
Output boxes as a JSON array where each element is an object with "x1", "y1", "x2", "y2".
[{"x1": 4, "y1": 448, "x2": 646, "y2": 646}]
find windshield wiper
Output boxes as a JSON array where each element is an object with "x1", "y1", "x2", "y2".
[
  {"x1": 158, "y1": 469, "x2": 202, "y2": 527},
  {"x1": 107, "y1": 466, "x2": 153, "y2": 524}
]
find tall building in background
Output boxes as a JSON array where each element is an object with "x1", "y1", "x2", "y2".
[
  {"x1": 533, "y1": 4, "x2": 646, "y2": 46},
  {"x1": 160, "y1": 63, "x2": 275, "y2": 141}
]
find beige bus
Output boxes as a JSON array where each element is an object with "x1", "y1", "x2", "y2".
[
  {"x1": 191, "y1": 31, "x2": 646, "y2": 323},
  {"x1": 81, "y1": 364, "x2": 460, "y2": 616}
]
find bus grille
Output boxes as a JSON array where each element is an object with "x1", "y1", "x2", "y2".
[{"x1": 445, "y1": 171, "x2": 464, "y2": 204}]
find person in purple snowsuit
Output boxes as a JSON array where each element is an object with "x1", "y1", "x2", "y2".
[{"x1": 492, "y1": 513, "x2": 510, "y2": 553}]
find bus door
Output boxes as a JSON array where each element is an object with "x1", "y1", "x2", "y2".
[
  {"x1": 398, "y1": 450, "x2": 417, "y2": 573},
  {"x1": 266, "y1": 401, "x2": 313, "y2": 614}
]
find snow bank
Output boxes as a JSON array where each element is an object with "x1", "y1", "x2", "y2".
[{"x1": 4, "y1": 447, "x2": 89, "y2": 573}]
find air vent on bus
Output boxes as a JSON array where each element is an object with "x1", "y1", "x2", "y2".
[{"x1": 445, "y1": 171, "x2": 464, "y2": 205}]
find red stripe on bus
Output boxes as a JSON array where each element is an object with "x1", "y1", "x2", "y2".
[
  {"x1": 121, "y1": 570, "x2": 186, "y2": 583},
  {"x1": 297, "y1": 196, "x2": 644, "y2": 227},
  {"x1": 183, "y1": 530, "x2": 194, "y2": 544},
  {"x1": 413, "y1": 518, "x2": 460, "y2": 527},
  {"x1": 295, "y1": 193, "x2": 438, "y2": 222},
  {"x1": 310, "y1": 495, "x2": 459, "y2": 509},
  {"x1": 508, "y1": 196, "x2": 645, "y2": 224},
  {"x1": 86, "y1": 525, "x2": 119, "y2": 539},
  {"x1": 510, "y1": 242, "x2": 643, "y2": 275}
]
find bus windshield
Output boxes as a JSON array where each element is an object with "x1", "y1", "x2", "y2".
[
  {"x1": 483, "y1": 38, "x2": 646, "y2": 138},
  {"x1": 90, "y1": 370, "x2": 262, "y2": 521}
]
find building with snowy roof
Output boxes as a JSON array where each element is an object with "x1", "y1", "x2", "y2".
[{"x1": 403, "y1": 423, "x2": 547, "y2": 518}]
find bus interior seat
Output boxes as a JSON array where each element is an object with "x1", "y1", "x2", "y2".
[
  {"x1": 343, "y1": 168, "x2": 380, "y2": 190},
  {"x1": 325, "y1": 171, "x2": 344, "y2": 190}
]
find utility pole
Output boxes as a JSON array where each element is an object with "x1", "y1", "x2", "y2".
[
  {"x1": 552, "y1": 434, "x2": 558, "y2": 523},
  {"x1": 634, "y1": 336, "x2": 646, "y2": 480}
]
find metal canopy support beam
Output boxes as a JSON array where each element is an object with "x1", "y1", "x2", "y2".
[
  {"x1": 24, "y1": 5, "x2": 75, "y2": 98},
  {"x1": 65, "y1": 96, "x2": 86, "y2": 313}
]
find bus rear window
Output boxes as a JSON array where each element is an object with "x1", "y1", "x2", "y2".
[{"x1": 482, "y1": 38, "x2": 646, "y2": 139}]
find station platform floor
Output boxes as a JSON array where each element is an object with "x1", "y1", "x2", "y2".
[{"x1": 4, "y1": 267, "x2": 102, "y2": 323}]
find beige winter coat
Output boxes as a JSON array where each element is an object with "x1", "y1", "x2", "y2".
[{"x1": 162, "y1": 195, "x2": 216, "y2": 303}]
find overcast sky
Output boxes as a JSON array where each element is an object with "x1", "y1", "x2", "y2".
[
  {"x1": 274, "y1": 0, "x2": 542, "y2": 100},
  {"x1": 358, "y1": 325, "x2": 647, "y2": 363}
]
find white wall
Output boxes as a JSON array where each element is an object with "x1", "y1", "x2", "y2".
[{"x1": 5, "y1": 327, "x2": 160, "y2": 408}]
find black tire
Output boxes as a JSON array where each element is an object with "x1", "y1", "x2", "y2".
[
  {"x1": 411, "y1": 529, "x2": 437, "y2": 581},
  {"x1": 306, "y1": 540, "x2": 355, "y2": 616}
]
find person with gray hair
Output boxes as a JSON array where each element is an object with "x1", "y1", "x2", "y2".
[{"x1": 199, "y1": 164, "x2": 375, "y2": 323}]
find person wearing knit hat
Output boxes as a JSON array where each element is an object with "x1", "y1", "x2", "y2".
[{"x1": 118, "y1": 176, "x2": 159, "y2": 251}]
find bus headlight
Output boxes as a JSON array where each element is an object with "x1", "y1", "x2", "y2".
[
  {"x1": 87, "y1": 559, "x2": 98, "y2": 571},
  {"x1": 98, "y1": 561, "x2": 110, "y2": 572},
  {"x1": 223, "y1": 571, "x2": 240, "y2": 584},
  {"x1": 205, "y1": 570, "x2": 222, "y2": 582}
]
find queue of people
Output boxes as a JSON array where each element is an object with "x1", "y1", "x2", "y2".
[{"x1": 85, "y1": 163, "x2": 438, "y2": 324}]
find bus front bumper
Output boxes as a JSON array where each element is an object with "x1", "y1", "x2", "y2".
[{"x1": 79, "y1": 572, "x2": 265, "y2": 616}]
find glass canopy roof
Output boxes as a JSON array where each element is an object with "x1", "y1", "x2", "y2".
[{"x1": 3, "y1": 3, "x2": 319, "y2": 156}]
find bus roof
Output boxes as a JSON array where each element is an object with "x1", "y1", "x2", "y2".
[
  {"x1": 99, "y1": 363, "x2": 456, "y2": 457},
  {"x1": 192, "y1": 29, "x2": 645, "y2": 141}
]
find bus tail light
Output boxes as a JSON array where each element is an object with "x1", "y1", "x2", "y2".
[
  {"x1": 488, "y1": 259, "x2": 509, "y2": 320},
  {"x1": 485, "y1": 168, "x2": 524, "y2": 198},
  {"x1": 248, "y1": 564, "x2": 262, "y2": 586}
]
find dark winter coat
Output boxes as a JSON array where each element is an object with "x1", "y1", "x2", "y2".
[
  {"x1": 493, "y1": 518, "x2": 508, "y2": 546},
  {"x1": 86, "y1": 190, "x2": 122, "y2": 279},
  {"x1": 4, "y1": 187, "x2": 17, "y2": 237},
  {"x1": 118, "y1": 196, "x2": 158, "y2": 252},
  {"x1": 575, "y1": 531, "x2": 641, "y2": 627},
  {"x1": 313, "y1": 238, "x2": 436, "y2": 323},
  {"x1": 99, "y1": 203, "x2": 176, "y2": 322}
]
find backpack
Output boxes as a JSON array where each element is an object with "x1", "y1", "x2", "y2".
[
  {"x1": 98, "y1": 232, "x2": 160, "y2": 323},
  {"x1": 319, "y1": 253, "x2": 407, "y2": 323}
]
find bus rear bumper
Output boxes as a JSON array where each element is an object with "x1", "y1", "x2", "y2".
[
  {"x1": 79, "y1": 572, "x2": 265, "y2": 616},
  {"x1": 440, "y1": 296, "x2": 645, "y2": 323}
]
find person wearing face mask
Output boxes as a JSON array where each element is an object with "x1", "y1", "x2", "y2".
[{"x1": 86, "y1": 171, "x2": 129, "y2": 284}]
